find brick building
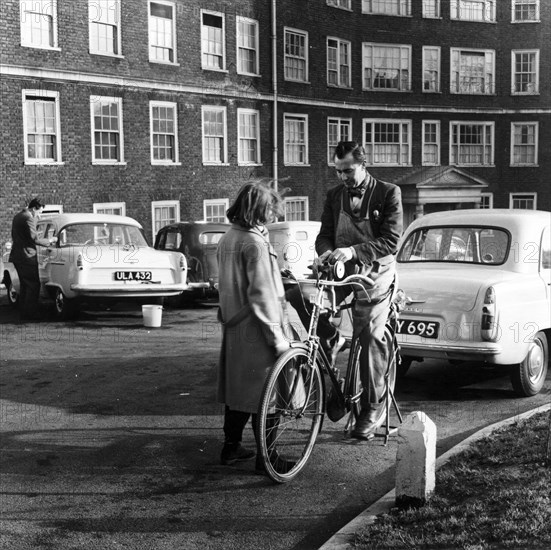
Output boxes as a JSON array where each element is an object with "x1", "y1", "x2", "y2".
[{"x1": 1, "y1": 0, "x2": 549, "y2": 245}]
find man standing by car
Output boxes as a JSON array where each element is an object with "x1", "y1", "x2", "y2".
[
  {"x1": 9, "y1": 198, "x2": 54, "y2": 320},
  {"x1": 287, "y1": 141, "x2": 403, "y2": 439}
]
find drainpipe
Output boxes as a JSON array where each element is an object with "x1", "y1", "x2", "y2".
[{"x1": 271, "y1": 0, "x2": 278, "y2": 192}]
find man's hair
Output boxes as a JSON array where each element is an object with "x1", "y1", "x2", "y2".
[
  {"x1": 334, "y1": 141, "x2": 367, "y2": 165},
  {"x1": 28, "y1": 198, "x2": 45, "y2": 210},
  {"x1": 227, "y1": 179, "x2": 283, "y2": 228}
]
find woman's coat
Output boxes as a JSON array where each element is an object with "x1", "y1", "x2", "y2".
[{"x1": 217, "y1": 225, "x2": 289, "y2": 413}]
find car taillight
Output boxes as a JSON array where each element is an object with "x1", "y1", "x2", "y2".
[
  {"x1": 179, "y1": 255, "x2": 186, "y2": 271},
  {"x1": 481, "y1": 286, "x2": 497, "y2": 341},
  {"x1": 77, "y1": 253, "x2": 83, "y2": 270}
]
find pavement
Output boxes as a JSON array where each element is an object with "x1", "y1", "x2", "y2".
[{"x1": 319, "y1": 402, "x2": 551, "y2": 549}]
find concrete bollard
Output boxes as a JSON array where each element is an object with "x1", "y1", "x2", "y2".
[{"x1": 395, "y1": 411, "x2": 437, "y2": 509}]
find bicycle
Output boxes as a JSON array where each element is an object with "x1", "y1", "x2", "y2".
[{"x1": 256, "y1": 261, "x2": 404, "y2": 483}]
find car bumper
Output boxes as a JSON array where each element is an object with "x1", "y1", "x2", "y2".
[
  {"x1": 66, "y1": 283, "x2": 188, "y2": 298},
  {"x1": 399, "y1": 341, "x2": 503, "y2": 361}
]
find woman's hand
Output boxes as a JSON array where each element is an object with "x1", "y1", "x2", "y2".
[{"x1": 275, "y1": 341, "x2": 290, "y2": 357}]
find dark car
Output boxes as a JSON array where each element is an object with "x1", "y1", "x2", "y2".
[{"x1": 154, "y1": 221, "x2": 230, "y2": 301}]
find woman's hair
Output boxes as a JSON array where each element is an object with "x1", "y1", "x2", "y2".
[
  {"x1": 226, "y1": 179, "x2": 283, "y2": 228},
  {"x1": 334, "y1": 141, "x2": 367, "y2": 165}
]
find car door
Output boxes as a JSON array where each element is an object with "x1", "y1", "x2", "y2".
[
  {"x1": 540, "y1": 225, "x2": 551, "y2": 301},
  {"x1": 36, "y1": 221, "x2": 56, "y2": 290}
]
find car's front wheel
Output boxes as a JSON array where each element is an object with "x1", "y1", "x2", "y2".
[
  {"x1": 54, "y1": 288, "x2": 77, "y2": 320},
  {"x1": 5, "y1": 276, "x2": 19, "y2": 307},
  {"x1": 510, "y1": 331, "x2": 548, "y2": 397}
]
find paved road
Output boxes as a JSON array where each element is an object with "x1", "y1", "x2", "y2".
[{"x1": 1, "y1": 297, "x2": 549, "y2": 549}]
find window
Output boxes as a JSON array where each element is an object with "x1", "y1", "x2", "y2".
[
  {"x1": 20, "y1": 0, "x2": 58, "y2": 49},
  {"x1": 93, "y1": 202, "x2": 126, "y2": 215},
  {"x1": 422, "y1": 121, "x2": 440, "y2": 166},
  {"x1": 327, "y1": 0, "x2": 351, "y2": 9},
  {"x1": 89, "y1": 0, "x2": 121, "y2": 56},
  {"x1": 540, "y1": 226, "x2": 551, "y2": 272},
  {"x1": 363, "y1": 119, "x2": 411, "y2": 166},
  {"x1": 90, "y1": 96, "x2": 124, "y2": 164},
  {"x1": 512, "y1": 0, "x2": 539, "y2": 22},
  {"x1": 284, "y1": 115, "x2": 308, "y2": 166},
  {"x1": 451, "y1": 48, "x2": 495, "y2": 94},
  {"x1": 202, "y1": 106, "x2": 227, "y2": 164},
  {"x1": 423, "y1": 0, "x2": 440, "y2": 17},
  {"x1": 236, "y1": 17, "x2": 258, "y2": 75},
  {"x1": 237, "y1": 109, "x2": 260, "y2": 165},
  {"x1": 512, "y1": 50, "x2": 539, "y2": 94},
  {"x1": 204, "y1": 199, "x2": 229, "y2": 223},
  {"x1": 284, "y1": 197, "x2": 309, "y2": 221},
  {"x1": 41, "y1": 205, "x2": 63, "y2": 218},
  {"x1": 363, "y1": 43, "x2": 411, "y2": 91},
  {"x1": 327, "y1": 38, "x2": 351, "y2": 87},
  {"x1": 423, "y1": 47, "x2": 440, "y2": 92},
  {"x1": 22, "y1": 90, "x2": 62, "y2": 164},
  {"x1": 148, "y1": 1, "x2": 176, "y2": 63},
  {"x1": 202, "y1": 11, "x2": 225, "y2": 70},
  {"x1": 150, "y1": 101, "x2": 179, "y2": 164},
  {"x1": 451, "y1": 0, "x2": 496, "y2": 22},
  {"x1": 511, "y1": 122, "x2": 538, "y2": 166},
  {"x1": 362, "y1": 0, "x2": 411, "y2": 16},
  {"x1": 152, "y1": 200, "x2": 180, "y2": 237},
  {"x1": 284, "y1": 28, "x2": 308, "y2": 82},
  {"x1": 327, "y1": 118, "x2": 352, "y2": 164},
  {"x1": 480, "y1": 193, "x2": 493, "y2": 209},
  {"x1": 510, "y1": 193, "x2": 536, "y2": 210},
  {"x1": 450, "y1": 122, "x2": 494, "y2": 166}
]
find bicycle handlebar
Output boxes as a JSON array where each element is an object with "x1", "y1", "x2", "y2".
[{"x1": 294, "y1": 272, "x2": 376, "y2": 289}]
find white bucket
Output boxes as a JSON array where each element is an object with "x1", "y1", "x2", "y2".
[{"x1": 142, "y1": 304, "x2": 163, "y2": 328}]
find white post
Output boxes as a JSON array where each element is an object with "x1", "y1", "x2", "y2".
[{"x1": 395, "y1": 411, "x2": 437, "y2": 508}]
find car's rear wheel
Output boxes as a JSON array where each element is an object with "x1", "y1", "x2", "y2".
[
  {"x1": 510, "y1": 331, "x2": 548, "y2": 397},
  {"x1": 54, "y1": 288, "x2": 77, "y2": 320},
  {"x1": 5, "y1": 276, "x2": 19, "y2": 307}
]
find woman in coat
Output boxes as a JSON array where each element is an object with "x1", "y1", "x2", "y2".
[{"x1": 217, "y1": 180, "x2": 290, "y2": 468}]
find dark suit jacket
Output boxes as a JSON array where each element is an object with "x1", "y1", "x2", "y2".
[
  {"x1": 315, "y1": 178, "x2": 403, "y2": 266},
  {"x1": 9, "y1": 209, "x2": 50, "y2": 265}
]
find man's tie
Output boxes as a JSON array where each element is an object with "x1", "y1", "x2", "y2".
[{"x1": 347, "y1": 185, "x2": 366, "y2": 198}]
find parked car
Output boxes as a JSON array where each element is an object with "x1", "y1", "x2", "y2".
[
  {"x1": 396, "y1": 209, "x2": 550, "y2": 396},
  {"x1": 2, "y1": 213, "x2": 188, "y2": 319},
  {"x1": 2, "y1": 242, "x2": 19, "y2": 306},
  {"x1": 267, "y1": 221, "x2": 321, "y2": 279},
  {"x1": 154, "y1": 221, "x2": 230, "y2": 300}
]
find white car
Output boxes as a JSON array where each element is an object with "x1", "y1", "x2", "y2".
[
  {"x1": 396, "y1": 209, "x2": 550, "y2": 396},
  {"x1": 2, "y1": 213, "x2": 188, "y2": 319}
]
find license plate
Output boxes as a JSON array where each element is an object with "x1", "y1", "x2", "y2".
[
  {"x1": 114, "y1": 271, "x2": 152, "y2": 281},
  {"x1": 397, "y1": 319, "x2": 439, "y2": 339}
]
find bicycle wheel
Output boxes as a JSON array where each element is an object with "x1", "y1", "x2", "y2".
[{"x1": 257, "y1": 347, "x2": 325, "y2": 483}]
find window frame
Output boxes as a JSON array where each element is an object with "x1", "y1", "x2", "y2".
[
  {"x1": 22, "y1": 89, "x2": 63, "y2": 165},
  {"x1": 363, "y1": 118, "x2": 412, "y2": 167},
  {"x1": 201, "y1": 9, "x2": 226, "y2": 72},
  {"x1": 509, "y1": 193, "x2": 537, "y2": 210},
  {"x1": 90, "y1": 96, "x2": 125, "y2": 165},
  {"x1": 327, "y1": 37, "x2": 352, "y2": 88},
  {"x1": 88, "y1": 0, "x2": 122, "y2": 57},
  {"x1": 422, "y1": 0, "x2": 441, "y2": 18},
  {"x1": 450, "y1": 121, "x2": 495, "y2": 167},
  {"x1": 283, "y1": 114, "x2": 309, "y2": 166},
  {"x1": 237, "y1": 108, "x2": 261, "y2": 166},
  {"x1": 362, "y1": 43, "x2": 412, "y2": 92},
  {"x1": 20, "y1": 0, "x2": 59, "y2": 50},
  {"x1": 284, "y1": 197, "x2": 309, "y2": 222},
  {"x1": 327, "y1": 117, "x2": 352, "y2": 165},
  {"x1": 480, "y1": 193, "x2": 493, "y2": 209},
  {"x1": 422, "y1": 46, "x2": 441, "y2": 93},
  {"x1": 450, "y1": 0, "x2": 496, "y2": 22},
  {"x1": 93, "y1": 202, "x2": 126, "y2": 215},
  {"x1": 511, "y1": 49, "x2": 540, "y2": 95},
  {"x1": 284, "y1": 27, "x2": 309, "y2": 83},
  {"x1": 361, "y1": 0, "x2": 412, "y2": 16},
  {"x1": 204, "y1": 199, "x2": 229, "y2": 223},
  {"x1": 422, "y1": 120, "x2": 441, "y2": 167},
  {"x1": 236, "y1": 16, "x2": 259, "y2": 76},
  {"x1": 511, "y1": 0, "x2": 540, "y2": 22},
  {"x1": 327, "y1": 0, "x2": 352, "y2": 10},
  {"x1": 148, "y1": 0, "x2": 177, "y2": 65},
  {"x1": 149, "y1": 101, "x2": 180, "y2": 165},
  {"x1": 202, "y1": 105, "x2": 228, "y2": 165},
  {"x1": 450, "y1": 48, "x2": 495, "y2": 95},
  {"x1": 151, "y1": 200, "x2": 180, "y2": 239},
  {"x1": 510, "y1": 122, "x2": 539, "y2": 167}
]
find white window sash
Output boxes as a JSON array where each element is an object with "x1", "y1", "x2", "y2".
[
  {"x1": 236, "y1": 16, "x2": 258, "y2": 75},
  {"x1": 363, "y1": 119, "x2": 411, "y2": 166},
  {"x1": 204, "y1": 199, "x2": 229, "y2": 222},
  {"x1": 149, "y1": 101, "x2": 179, "y2": 164},
  {"x1": 151, "y1": 200, "x2": 180, "y2": 238},
  {"x1": 450, "y1": 122, "x2": 494, "y2": 166},
  {"x1": 284, "y1": 114, "x2": 308, "y2": 165},
  {"x1": 237, "y1": 108, "x2": 260, "y2": 165},
  {"x1": 202, "y1": 10, "x2": 226, "y2": 70},
  {"x1": 89, "y1": 0, "x2": 121, "y2": 56},
  {"x1": 284, "y1": 28, "x2": 308, "y2": 82},
  {"x1": 327, "y1": 118, "x2": 351, "y2": 164},
  {"x1": 149, "y1": 1, "x2": 176, "y2": 64},
  {"x1": 90, "y1": 96, "x2": 124, "y2": 164},
  {"x1": 20, "y1": 0, "x2": 58, "y2": 49},
  {"x1": 202, "y1": 106, "x2": 227, "y2": 164}
]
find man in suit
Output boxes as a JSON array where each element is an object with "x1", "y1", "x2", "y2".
[
  {"x1": 287, "y1": 141, "x2": 403, "y2": 439},
  {"x1": 9, "y1": 198, "x2": 54, "y2": 320}
]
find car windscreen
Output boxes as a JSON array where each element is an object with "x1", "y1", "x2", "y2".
[
  {"x1": 199, "y1": 232, "x2": 225, "y2": 245},
  {"x1": 58, "y1": 223, "x2": 148, "y2": 247},
  {"x1": 397, "y1": 226, "x2": 510, "y2": 265}
]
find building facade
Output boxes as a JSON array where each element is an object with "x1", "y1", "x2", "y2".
[{"x1": 1, "y1": 0, "x2": 549, "y2": 245}]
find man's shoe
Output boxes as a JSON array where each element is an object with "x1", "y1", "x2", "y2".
[
  {"x1": 220, "y1": 443, "x2": 255, "y2": 465},
  {"x1": 323, "y1": 332, "x2": 346, "y2": 365},
  {"x1": 351, "y1": 406, "x2": 384, "y2": 440}
]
